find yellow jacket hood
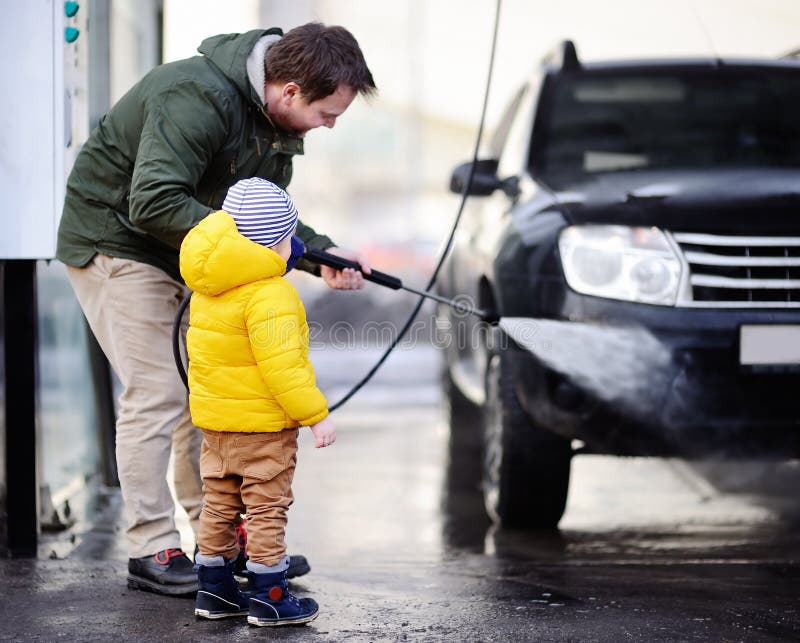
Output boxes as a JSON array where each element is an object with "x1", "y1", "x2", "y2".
[{"x1": 180, "y1": 210, "x2": 287, "y2": 296}]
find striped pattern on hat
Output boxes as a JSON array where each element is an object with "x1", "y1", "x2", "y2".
[{"x1": 222, "y1": 178, "x2": 298, "y2": 247}]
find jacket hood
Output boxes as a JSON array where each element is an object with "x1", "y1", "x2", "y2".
[
  {"x1": 198, "y1": 29, "x2": 282, "y2": 106},
  {"x1": 180, "y1": 210, "x2": 287, "y2": 296}
]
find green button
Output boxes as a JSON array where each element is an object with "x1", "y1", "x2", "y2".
[
  {"x1": 65, "y1": 26, "x2": 80, "y2": 43},
  {"x1": 64, "y1": 1, "x2": 79, "y2": 18}
]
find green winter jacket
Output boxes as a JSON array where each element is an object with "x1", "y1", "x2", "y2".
[{"x1": 57, "y1": 29, "x2": 333, "y2": 281}]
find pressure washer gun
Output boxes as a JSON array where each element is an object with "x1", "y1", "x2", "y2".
[{"x1": 302, "y1": 245, "x2": 499, "y2": 324}]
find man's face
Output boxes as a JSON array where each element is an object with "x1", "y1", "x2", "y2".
[{"x1": 267, "y1": 84, "x2": 357, "y2": 138}]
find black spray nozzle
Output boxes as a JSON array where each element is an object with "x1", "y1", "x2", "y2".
[
  {"x1": 303, "y1": 246, "x2": 402, "y2": 290},
  {"x1": 302, "y1": 245, "x2": 499, "y2": 324}
]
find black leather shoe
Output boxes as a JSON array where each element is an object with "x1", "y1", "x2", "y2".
[
  {"x1": 286, "y1": 554, "x2": 311, "y2": 579},
  {"x1": 127, "y1": 548, "x2": 198, "y2": 596},
  {"x1": 228, "y1": 520, "x2": 311, "y2": 580},
  {"x1": 231, "y1": 552, "x2": 311, "y2": 579}
]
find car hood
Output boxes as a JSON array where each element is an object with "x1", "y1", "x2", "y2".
[{"x1": 553, "y1": 168, "x2": 800, "y2": 232}]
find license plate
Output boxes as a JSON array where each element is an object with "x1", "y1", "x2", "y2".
[{"x1": 739, "y1": 324, "x2": 800, "y2": 366}]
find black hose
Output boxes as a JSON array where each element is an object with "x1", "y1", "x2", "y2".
[
  {"x1": 174, "y1": 291, "x2": 191, "y2": 389},
  {"x1": 327, "y1": 0, "x2": 502, "y2": 411}
]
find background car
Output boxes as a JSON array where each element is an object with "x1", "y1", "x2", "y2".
[{"x1": 438, "y1": 41, "x2": 800, "y2": 529}]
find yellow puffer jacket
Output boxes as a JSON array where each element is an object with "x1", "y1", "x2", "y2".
[{"x1": 179, "y1": 210, "x2": 328, "y2": 432}]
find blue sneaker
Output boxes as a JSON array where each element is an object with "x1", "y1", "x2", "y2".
[
  {"x1": 194, "y1": 557, "x2": 249, "y2": 619},
  {"x1": 246, "y1": 569, "x2": 319, "y2": 627}
]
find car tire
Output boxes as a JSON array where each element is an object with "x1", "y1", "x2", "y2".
[
  {"x1": 483, "y1": 351, "x2": 572, "y2": 529},
  {"x1": 441, "y1": 365, "x2": 492, "y2": 546},
  {"x1": 442, "y1": 365, "x2": 483, "y2": 471}
]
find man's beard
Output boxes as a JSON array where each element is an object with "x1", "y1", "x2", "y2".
[{"x1": 265, "y1": 107, "x2": 306, "y2": 138}]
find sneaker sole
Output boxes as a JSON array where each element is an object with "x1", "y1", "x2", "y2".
[
  {"x1": 127, "y1": 575, "x2": 198, "y2": 596},
  {"x1": 195, "y1": 608, "x2": 249, "y2": 619},
  {"x1": 247, "y1": 612, "x2": 319, "y2": 627}
]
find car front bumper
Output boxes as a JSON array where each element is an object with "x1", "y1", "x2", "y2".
[{"x1": 500, "y1": 298, "x2": 800, "y2": 457}]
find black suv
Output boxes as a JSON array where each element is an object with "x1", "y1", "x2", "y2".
[{"x1": 438, "y1": 42, "x2": 800, "y2": 529}]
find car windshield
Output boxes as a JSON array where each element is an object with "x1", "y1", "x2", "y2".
[{"x1": 536, "y1": 67, "x2": 800, "y2": 188}]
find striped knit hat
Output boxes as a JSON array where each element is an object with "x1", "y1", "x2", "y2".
[{"x1": 222, "y1": 178, "x2": 298, "y2": 247}]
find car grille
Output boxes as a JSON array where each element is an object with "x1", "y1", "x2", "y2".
[{"x1": 672, "y1": 232, "x2": 800, "y2": 308}]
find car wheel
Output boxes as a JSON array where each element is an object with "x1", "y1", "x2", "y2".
[
  {"x1": 441, "y1": 365, "x2": 491, "y2": 546},
  {"x1": 442, "y1": 365, "x2": 483, "y2": 471},
  {"x1": 483, "y1": 351, "x2": 572, "y2": 529}
]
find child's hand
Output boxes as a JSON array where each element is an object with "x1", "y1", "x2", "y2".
[{"x1": 310, "y1": 417, "x2": 336, "y2": 448}]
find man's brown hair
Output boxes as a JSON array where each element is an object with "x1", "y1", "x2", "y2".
[{"x1": 265, "y1": 23, "x2": 376, "y2": 103}]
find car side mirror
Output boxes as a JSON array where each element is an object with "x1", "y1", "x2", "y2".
[
  {"x1": 500, "y1": 175, "x2": 520, "y2": 199},
  {"x1": 449, "y1": 159, "x2": 502, "y2": 196}
]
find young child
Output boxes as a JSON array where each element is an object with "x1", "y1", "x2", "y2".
[{"x1": 179, "y1": 177, "x2": 336, "y2": 626}]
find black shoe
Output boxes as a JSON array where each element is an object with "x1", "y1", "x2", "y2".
[
  {"x1": 231, "y1": 519, "x2": 310, "y2": 580},
  {"x1": 286, "y1": 555, "x2": 311, "y2": 579},
  {"x1": 128, "y1": 548, "x2": 199, "y2": 596},
  {"x1": 233, "y1": 552, "x2": 310, "y2": 579},
  {"x1": 232, "y1": 549, "x2": 248, "y2": 575}
]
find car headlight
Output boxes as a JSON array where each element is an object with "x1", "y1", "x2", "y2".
[{"x1": 558, "y1": 225, "x2": 682, "y2": 305}]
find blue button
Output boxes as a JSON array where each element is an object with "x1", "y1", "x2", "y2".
[
  {"x1": 65, "y1": 2, "x2": 79, "y2": 18},
  {"x1": 65, "y1": 26, "x2": 80, "y2": 43}
]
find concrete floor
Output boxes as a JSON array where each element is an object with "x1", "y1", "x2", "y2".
[{"x1": 3, "y1": 345, "x2": 800, "y2": 642}]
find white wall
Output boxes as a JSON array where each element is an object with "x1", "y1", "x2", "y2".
[
  {"x1": 163, "y1": 0, "x2": 261, "y2": 63},
  {"x1": 110, "y1": 0, "x2": 162, "y2": 104},
  {"x1": 1, "y1": 1, "x2": 88, "y2": 259},
  {"x1": 303, "y1": 0, "x2": 800, "y2": 124}
]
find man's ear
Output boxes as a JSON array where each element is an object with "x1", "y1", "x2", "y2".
[{"x1": 281, "y1": 82, "x2": 302, "y2": 102}]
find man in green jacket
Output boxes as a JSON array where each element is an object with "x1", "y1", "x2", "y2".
[{"x1": 57, "y1": 23, "x2": 375, "y2": 596}]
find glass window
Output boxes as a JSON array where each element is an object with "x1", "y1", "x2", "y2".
[
  {"x1": 488, "y1": 84, "x2": 527, "y2": 159},
  {"x1": 37, "y1": 261, "x2": 99, "y2": 506},
  {"x1": 537, "y1": 67, "x2": 800, "y2": 187},
  {"x1": 497, "y1": 81, "x2": 539, "y2": 179}
]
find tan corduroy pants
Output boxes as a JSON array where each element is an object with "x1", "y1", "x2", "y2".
[
  {"x1": 66, "y1": 254, "x2": 202, "y2": 558},
  {"x1": 198, "y1": 428, "x2": 297, "y2": 565}
]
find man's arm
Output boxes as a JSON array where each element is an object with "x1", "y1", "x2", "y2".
[{"x1": 128, "y1": 82, "x2": 231, "y2": 248}]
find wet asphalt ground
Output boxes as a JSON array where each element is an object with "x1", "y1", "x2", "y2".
[{"x1": 2, "y1": 345, "x2": 799, "y2": 642}]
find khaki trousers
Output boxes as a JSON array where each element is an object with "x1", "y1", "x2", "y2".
[
  {"x1": 66, "y1": 254, "x2": 203, "y2": 558},
  {"x1": 198, "y1": 428, "x2": 297, "y2": 566}
]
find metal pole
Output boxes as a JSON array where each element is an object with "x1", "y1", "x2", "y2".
[{"x1": 2, "y1": 260, "x2": 39, "y2": 557}]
